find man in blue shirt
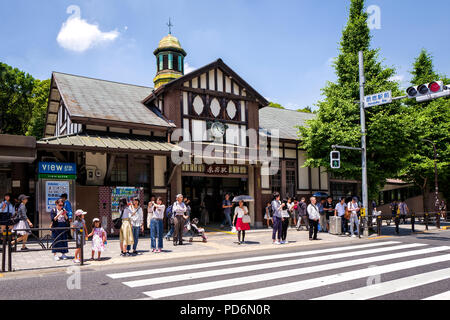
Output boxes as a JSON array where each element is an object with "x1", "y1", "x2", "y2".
[
  {"x1": 1, "y1": 193, "x2": 15, "y2": 232},
  {"x1": 220, "y1": 194, "x2": 233, "y2": 230},
  {"x1": 60, "y1": 193, "x2": 73, "y2": 221},
  {"x1": 334, "y1": 197, "x2": 348, "y2": 235}
]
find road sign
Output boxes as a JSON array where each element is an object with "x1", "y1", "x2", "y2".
[{"x1": 364, "y1": 91, "x2": 392, "y2": 108}]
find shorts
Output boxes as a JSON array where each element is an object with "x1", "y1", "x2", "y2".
[{"x1": 0, "y1": 213, "x2": 12, "y2": 226}]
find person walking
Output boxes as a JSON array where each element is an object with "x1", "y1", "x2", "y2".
[
  {"x1": 0, "y1": 193, "x2": 14, "y2": 233},
  {"x1": 307, "y1": 197, "x2": 320, "y2": 240},
  {"x1": 150, "y1": 197, "x2": 165, "y2": 253},
  {"x1": 271, "y1": 192, "x2": 284, "y2": 245},
  {"x1": 128, "y1": 198, "x2": 143, "y2": 255},
  {"x1": 296, "y1": 197, "x2": 308, "y2": 231},
  {"x1": 233, "y1": 200, "x2": 250, "y2": 245},
  {"x1": 399, "y1": 200, "x2": 409, "y2": 224},
  {"x1": 87, "y1": 218, "x2": 106, "y2": 261},
  {"x1": 281, "y1": 199, "x2": 291, "y2": 244},
  {"x1": 334, "y1": 197, "x2": 348, "y2": 235},
  {"x1": 348, "y1": 197, "x2": 361, "y2": 238},
  {"x1": 11, "y1": 194, "x2": 33, "y2": 251},
  {"x1": 264, "y1": 201, "x2": 272, "y2": 228},
  {"x1": 318, "y1": 198, "x2": 327, "y2": 232},
  {"x1": 220, "y1": 194, "x2": 233, "y2": 230},
  {"x1": 119, "y1": 198, "x2": 134, "y2": 256},
  {"x1": 172, "y1": 194, "x2": 188, "y2": 246},
  {"x1": 72, "y1": 209, "x2": 87, "y2": 264},
  {"x1": 291, "y1": 199, "x2": 299, "y2": 227},
  {"x1": 164, "y1": 203, "x2": 174, "y2": 240},
  {"x1": 50, "y1": 198, "x2": 69, "y2": 260}
]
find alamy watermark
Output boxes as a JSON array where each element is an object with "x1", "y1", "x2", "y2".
[
  {"x1": 367, "y1": 5, "x2": 381, "y2": 30},
  {"x1": 66, "y1": 266, "x2": 81, "y2": 290}
]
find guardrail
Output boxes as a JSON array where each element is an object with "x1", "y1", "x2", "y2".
[{"x1": 1, "y1": 226, "x2": 84, "y2": 272}]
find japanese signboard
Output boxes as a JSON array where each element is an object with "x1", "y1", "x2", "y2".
[
  {"x1": 364, "y1": 91, "x2": 392, "y2": 108},
  {"x1": 205, "y1": 165, "x2": 229, "y2": 175},
  {"x1": 45, "y1": 181, "x2": 70, "y2": 212},
  {"x1": 111, "y1": 187, "x2": 142, "y2": 220}
]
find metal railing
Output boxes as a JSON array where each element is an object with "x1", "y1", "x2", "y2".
[{"x1": 1, "y1": 226, "x2": 84, "y2": 272}]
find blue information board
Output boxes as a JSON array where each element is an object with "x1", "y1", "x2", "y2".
[{"x1": 38, "y1": 162, "x2": 77, "y2": 175}]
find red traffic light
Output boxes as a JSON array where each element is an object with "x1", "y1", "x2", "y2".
[{"x1": 428, "y1": 81, "x2": 442, "y2": 93}]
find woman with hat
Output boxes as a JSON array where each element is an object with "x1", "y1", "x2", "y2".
[
  {"x1": 11, "y1": 194, "x2": 33, "y2": 251},
  {"x1": 119, "y1": 198, "x2": 134, "y2": 256},
  {"x1": 50, "y1": 198, "x2": 69, "y2": 261}
]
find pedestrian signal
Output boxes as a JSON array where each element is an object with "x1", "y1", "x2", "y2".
[{"x1": 330, "y1": 151, "x2": 340, "y2": 169}]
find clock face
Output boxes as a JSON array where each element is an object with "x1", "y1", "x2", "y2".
[{"x1": 211, "y1": 122, "x2": 225, "y2": 138}]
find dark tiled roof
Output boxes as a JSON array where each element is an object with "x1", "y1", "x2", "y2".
[
  {"x1": 259, "y1": 107, "x2": 316, "y2": 140},
  {"x1": 53, "y1": 72, "x2": 174, "y2": 128}
]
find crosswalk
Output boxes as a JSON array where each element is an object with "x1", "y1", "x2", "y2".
[{"x1": 106, "y1": 241, "x2": 450, "y2": 300}]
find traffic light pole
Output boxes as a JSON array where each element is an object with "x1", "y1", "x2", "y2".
[{"x1": 359, "y1": 51, "x2": 369, "y2": 237}]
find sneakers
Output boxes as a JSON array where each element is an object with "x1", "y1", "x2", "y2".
[
  {"x1": 157, "y1": 249, "x2": 162, "y2": 253},
  {"x1": 351, "y1": 235, "x2": 356, "y2": 238},
  {"x1": 20, "y1": 247, "x2": 29, "y2": 251},
  {"x1": 61, "y1": 254, "x2": 68, "y2": 260},
  {"x1": 280, "y1": 241, "x2": 286, "y2": 244},
  {"x1": 73, "y1": 259, "x2": 80, "y2": 264},
  {"x1": 273, "y1": 241, "x2": 281, "y2": 245},
  {"x1": 54, "y1": 255, "x2": 60, "y2": 261},
  {"x1": 120, "y1": 252, "x2": 126, "y2": 257},
  {"x1": 152, "y1": 249, "x2": 156, "y2": 253}
]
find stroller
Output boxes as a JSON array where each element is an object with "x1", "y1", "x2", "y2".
[{"x1": 185, "y1": 217, "x2": 208, "y2": 243}]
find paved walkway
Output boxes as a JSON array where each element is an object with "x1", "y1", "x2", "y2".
[{"x1": 1, "y1": 220, "x2": 448, "y2": 274}]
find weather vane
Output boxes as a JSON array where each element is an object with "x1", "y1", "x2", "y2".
[{"x1": 167, "y1": 18, "x2": 173, "y2": 34}]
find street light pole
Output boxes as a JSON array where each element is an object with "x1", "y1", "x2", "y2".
[
  {"x1": 359, "y1": 51, "x2": 369, "y2": 237},
  {"x1": 422, "y1": 139, "x2": 440, "y2": 212}
]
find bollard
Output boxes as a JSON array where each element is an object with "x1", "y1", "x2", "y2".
[
  {"x1": 395, "y1": 214, "x2": 400, "y2": 235},
  {"x1": 411, "y1": 212, "x2": 415, "y2": 233},
  {"x1": 8, "y1": 231, "x2": 12, "y2": 272},
  {"x1": 377, "y1": 215, "x2": 382, "y2": 236},
  {"x1": 436, "y1": 212, "x2": 440, "y2": 229},
  {"x1": 79, "y1": 228, "x2": 84, "y2": 266},
  {"x1": 425, "y1": 213, "x2": 429, "y2": 231}
]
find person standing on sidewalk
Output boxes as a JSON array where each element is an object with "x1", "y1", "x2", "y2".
[
  {"x1": 233, "y1": 200, "x2": 250, "y2": 245},
  {"x1": 72, "y1": 209, "x2": 88, "y2": 264},
  {"x1": 129, "y1": 198, "x2": 144, "y2": 255},
  {"x1": 263, "y1": 201, "x2": 272, "y2": 228},
  {"x1": 172, "y1": 194, "x2": 188, "y2": 246},
  {"x1": 334, "y1": 197, "x2": 348, "y2": 235},
  {"x1": 220, "y1": 194, "x2": 233, "y2": 230},
  {"x1": 307, "y1": 197, "x2": 320, "y2": 240},
  {"x1": 50, "y1": 199, "x2": 69, "y2": 260},
  {"x1": 150, "y1": 197, "x2": 165, "y2": 253},
  {"x1": 1, "y1": 193, "x2": 14, "y2": 233},
  {"x1": 323, "y1": 197, "x2": 334, "y2": 232},
  {"x1": 296, "y1": 197, "x2": 308, "y2": 231},
  {"x1": 348, "y1": 197, "x2": 360, "y2": 238},
  {"x1": 271, "y1": 192, "x2": 284, "y2": 245},
  {"x1": 399, "y1": 200, "x2": 409, "y2": 224},
  {"x1": 11, "y1": 194, "x2": 33, "y2": 251},
  {"x1": 280, "y1": 198, "x2": 291, "y2": 244},
  {"x1": 318, "y1": 198, "x2": 327, "y2": 232},
  {"x1": 119, "y1": 198, "x2": 134, "y2": 256}
]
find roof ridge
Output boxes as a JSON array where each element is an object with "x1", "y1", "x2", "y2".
[
  {"x1": 261, "y1": 107, "x2": 316, "y2": 116},
  {"x1": 53, "y1": 72, "x2": 153, "y2": 89}
]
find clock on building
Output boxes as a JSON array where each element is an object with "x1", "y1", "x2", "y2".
[{"x1": 208, "y1": 121, "x2": 227, "y2": 138}]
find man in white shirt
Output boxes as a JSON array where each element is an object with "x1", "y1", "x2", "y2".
[
  {"x1": 307, "y1": 197, "x2": 320, "y2": 240},
  {"x1": 347, "y1": 197, "x2": 360, "y2": 238}
]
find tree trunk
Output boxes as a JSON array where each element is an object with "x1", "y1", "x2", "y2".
[{"x1": 422, "y1": 179, "x2": 430, "y2": 213}]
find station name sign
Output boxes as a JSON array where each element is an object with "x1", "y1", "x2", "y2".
[{"x1": 38, "y1": 162, "x2": 77, "y2": 175}]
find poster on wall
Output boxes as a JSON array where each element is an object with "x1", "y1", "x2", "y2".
[
  {"x1": 45, "y1": 181, "x2": 70, "y2": 212},
  {"x1": 111, "y1": 187, "x2": 141, "y2": 220}
]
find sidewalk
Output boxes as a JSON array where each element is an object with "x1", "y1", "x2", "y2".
[{"x1": 2, "y1": 221, "x2": 448, "y2": 275}]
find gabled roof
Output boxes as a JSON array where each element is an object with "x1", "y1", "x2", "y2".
[
  {"x1": 51, "y1": 72, "x2": 175, "y2": 129},
  {"x1": 259, "y1": 107, "x2": 317, "y2": 141},
  {"x1": 142, "y1": 59, "x2": 269, "y2": 107}
]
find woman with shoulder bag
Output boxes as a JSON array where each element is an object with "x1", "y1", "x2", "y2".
[
  {"x1": 233, "y1": 200, "x2": 250, "y2": 245},
  {"x1": 50, "y1": 198, "x2": 69, "y2": 260},
  {"x1": 118, "y1": 198, "x2": 134, "y2": 256}
]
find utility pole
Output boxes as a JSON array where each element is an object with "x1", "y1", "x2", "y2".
[
  {"x1": 422, "y1": 139, "x2": 440, "y2": 212},
  {"x1": 359, "y1": 51, "x2": 369, "y2": 237}
]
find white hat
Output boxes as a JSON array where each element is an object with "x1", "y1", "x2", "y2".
[
  {"x1": 75, "y1": 209, "x2": 87, "y2": 216},
  {"x1": 92, "y1": 218, "x2": 100, "y2": 223}
]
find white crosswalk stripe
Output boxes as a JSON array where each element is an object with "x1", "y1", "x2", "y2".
[
  {"x1": 422, "y1": 290, "x2": 450, "y2": 300},
  {"x1": 105, "y1": 241, "x2": 450, "y2": 300}
]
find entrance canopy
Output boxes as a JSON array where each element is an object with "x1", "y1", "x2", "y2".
[{"x1": 37, "y1": 133, "x2": 181, "y2": 155}]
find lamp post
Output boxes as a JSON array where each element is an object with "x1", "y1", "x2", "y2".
[{"x1": 422, "y1": 139, "x2": 439, "y2": 212}]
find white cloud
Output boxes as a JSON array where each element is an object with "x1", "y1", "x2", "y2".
[
  {"x1": 184, "y1": 62, "x2": 196, "y2": 74},
  {"x1": 389, "y1": 74, "x2": 405, "y2": 83},
  {"x1": 57, "y1": 5, "x2": 119, "y2": 52}
]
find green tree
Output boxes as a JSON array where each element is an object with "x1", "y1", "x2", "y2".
[
  {"x1": 400, "y1": 49, "x2": 450, "y2": 210},
  {"x1": 0, "y1": 62, "x2": 35, "y2": 135},
  {"x1": 26, "y1": 79, "x2": 51, "y2": 140},
  {"x1": 298, "y1": 0, "x2": 412, "y2": 198},
  {"x1": 268, "y1": 102, "x2": 285, "y2": 109}
]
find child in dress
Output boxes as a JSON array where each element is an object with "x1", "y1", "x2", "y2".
[{"x1": 87, "y1": 218, "x2": 106, "y2": 261}]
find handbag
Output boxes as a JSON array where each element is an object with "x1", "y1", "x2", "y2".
[
  {"x1": 113, "y1": 208, "x2": 124, "y2": 230},
  {"x1": 344, "y1": 208, "x2": 351, "y2": 220},
  {"x1": 242, "y1": 214, "x2": 251, "y2": 224}
]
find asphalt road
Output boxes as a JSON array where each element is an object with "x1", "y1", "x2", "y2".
[{"x1": 1, "y1": 230, "x2": 449, "y2": 301}]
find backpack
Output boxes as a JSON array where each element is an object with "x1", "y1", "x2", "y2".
[{"x1": 166, "y1": 204, "x2": 174, "y2": 224}]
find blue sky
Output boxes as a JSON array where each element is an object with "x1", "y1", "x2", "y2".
[{"x1": 1, "y1": 0, "x2": 449, "y2": 110}]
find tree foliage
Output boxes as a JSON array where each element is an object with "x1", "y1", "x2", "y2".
[
  {"x1": 0, "y1": 61, "x2": 49, "y2": 139},
  {"x1": 298, "y1": 0, "x2": 412, "y2": 198}
]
